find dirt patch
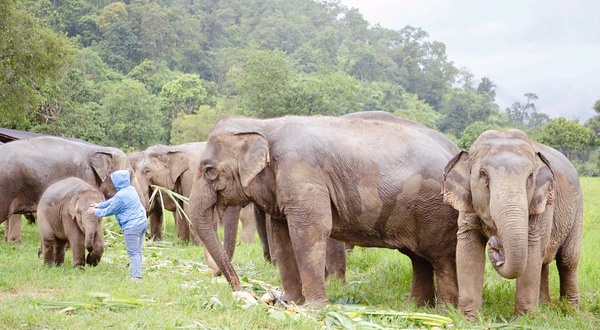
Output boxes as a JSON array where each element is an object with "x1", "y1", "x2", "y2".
[{"x1": 0, "y1": 287, "x2": 57, "y2": 300}]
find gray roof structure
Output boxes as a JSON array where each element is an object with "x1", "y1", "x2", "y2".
[{"x1": 0, "y1": 128, "x2": 96, "y2": 145}]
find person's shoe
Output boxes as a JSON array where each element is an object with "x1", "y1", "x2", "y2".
[{"x1": 131, "y1": 277, "x2": 141, "y2": 282}]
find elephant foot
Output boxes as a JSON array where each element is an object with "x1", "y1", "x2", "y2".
[
  {"x1": 281, "y1": 291, "x2": 305, "y2": 305},
  {"x1": 303, "y1": 299, "x2": 329, "y2": 311},
  {"x1": 460, "y1": 309, "x2": 480, "y2": 322}
]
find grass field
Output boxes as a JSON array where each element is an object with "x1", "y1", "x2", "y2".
[{"x1": 1, "y1": 178, "x2": 599, "y2": 329}]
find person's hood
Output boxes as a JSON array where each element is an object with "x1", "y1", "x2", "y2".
[{"x1": 110, "y1": 170, "x2": 131, "y2": 191}]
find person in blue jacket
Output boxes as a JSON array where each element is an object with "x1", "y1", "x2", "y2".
[{"x1": 88, "y1": 170, "x2": 147, "y2": 280}]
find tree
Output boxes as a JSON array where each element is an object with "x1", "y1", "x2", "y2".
[
  {"x1": 438, "y1": 89, "x2": 499, "y2": 137},
  {"x1": 476, "y1": 77, "x2": 496, "y2": 101},
  {"x1": 96, "y1": 21, "x2": 138, "y2": 73},
  {"x1": 538, "y1": 117, "x2": 597, "y2": 160},
  {"x1": 100, "y1": 79, "x2": 164, "y2": 150},
  {"x1": 585, "y1": 98, "x2": 600, "y2": 138},
  {"x1": 0, "y1": 0, "x2": 76, "y2": 128},
  {"x1": 506, "y1": 93, "x2": 538, "y2": 124},
  {"x1": 159, "y1": 73, "x2": 208, "y2": 142},
  {"x1": 458, "y1": 122, "x2": 505, "y2": 150},
  {"x1": 170, "y1": 105, "x2": 222, "y2": 144},
  {"x1": 236, "y1": 50, "x2": 294, "y2": 118},
  {"x1": 394, "y1": 93, "x2": 441, "y2": 129},
  {"x1": 96, "y1": 2, "x2": 128, "y2": 33}
]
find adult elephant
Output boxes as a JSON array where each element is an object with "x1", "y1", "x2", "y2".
[
  {"x1": 132, "y1": 143, "x2": 268, "y2": 275},
  {"x1": 0, "y1": 137, "x2": 147, "y2": 234},
  {"x1": 132, "y1": 143, "x2": 257, "y2": 243},
  {"x1": 189, "y1": 112, "x2": 460, "y2": 306},
  {"x1": 442, "y1": 129, "x2": 582, "y2": 318}
]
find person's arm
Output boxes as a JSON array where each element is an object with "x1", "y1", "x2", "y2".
[{"x1": 94, "y1": 196, "x2": 124, "y2": 218}]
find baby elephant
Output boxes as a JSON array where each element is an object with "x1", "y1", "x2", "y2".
[{"x1": 37, "y1": 177, "x2": 105, "y2": 267}]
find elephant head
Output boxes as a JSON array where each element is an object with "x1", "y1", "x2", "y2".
[
  {"x1": 189, "y1": 131, "x2": 269, "y2": 291},
  {"x1": 69, "y1": 192, "x2": 104, "y2": 265},
  {"x1": 137, "y1": 145, "x2": 189, "y2": 206},
  {"x1": 442, "y1": 129, "x2": 554, "y2": 279},
  {"x1": 90, "y1": 149, "x2": 148, "y2": 211}
]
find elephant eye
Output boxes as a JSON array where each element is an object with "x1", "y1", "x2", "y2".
[
  {"x1": 203, "y1": 166, "x2": 218, "y2": 181},
  {"x1": 479, "y1": 169, "x2": 489, "y2": 186}
]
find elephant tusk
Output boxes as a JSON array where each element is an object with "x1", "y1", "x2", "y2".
[{"x1": 495, "y1": 261, "x2": 505, "y2": 266}]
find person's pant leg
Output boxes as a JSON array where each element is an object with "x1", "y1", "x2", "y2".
[{"x1": 124, "y1": 223, "x2": 145, "y2": 278}]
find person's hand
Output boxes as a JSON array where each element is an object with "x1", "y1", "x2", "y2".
[
  {"x1": 87, "y1": 206, "x2": 96, "y2": 215},
  {"x1": 90, "y1": 202, "x2": 99, "y2": 208}
]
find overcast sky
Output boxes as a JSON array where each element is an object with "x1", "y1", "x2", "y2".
[{"x1": 339, "y1": 0, "x2": 600, "y2": 121}]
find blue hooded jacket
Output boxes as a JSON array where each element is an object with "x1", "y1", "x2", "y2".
[{"x1": 94, "y1": 170, "x2": 147, "y2": 230}]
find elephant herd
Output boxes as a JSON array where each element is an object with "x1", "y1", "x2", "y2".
[{"x1": 0, "y1": 111, "x2": 583, "y2": 320}]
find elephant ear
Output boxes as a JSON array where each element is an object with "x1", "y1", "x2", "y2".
[
  {"x1": 163, "y1": 151, "x2": 189, "y2": 184},
  {"x1": 90, "y1": 151, "x2": 116, "y2": 182},
  {"x1": 530, "y1": 152, "x2": 554, "y2": 215},
  {"x1": 236, "y1": 132, "x2": 270, "y2": 188},
  {"x1": 68, "y1": 197, "x2": 85, "y2": 233},
  {"x1": 442, "y1": 151, "x2": 474, "y2": 213}
]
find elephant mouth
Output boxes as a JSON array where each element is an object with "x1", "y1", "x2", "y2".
[{"x1": 487, "y1": 236, "x2": 505, "y2": 267}]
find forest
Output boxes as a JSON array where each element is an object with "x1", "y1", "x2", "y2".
[{"x1": 1, "y1": 0, "x2": 599, "y2": 174}]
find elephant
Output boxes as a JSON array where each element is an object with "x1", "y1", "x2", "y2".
[
  {"x1": 37, "y1": 177, "x2": 105, "y2": 266},
  {"x1": 131, "y1": 143, "x2": 267, "y2": 275},
  {"x1": 0, "y1": 136, "x2": 147, "y2": 241},
  {"x1": 442, "y1": 129, "x2": 583, "y2": 318},
  {"x1": 188, "y1": 111, "x2": 460, "y2": 306},
  {"x1": 248, "y1": 203, "x2": 346, "y2": 279}
]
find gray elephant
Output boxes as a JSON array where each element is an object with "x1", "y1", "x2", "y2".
[
  {"x1": 442, "y1": 129, "x2": 582, "y2": 318},
  {"x1": 37, "y1": 177, "x2": 105, "y2": 267},
  {"x1": 0, "y1": 136, "x2": 146, "y2": 241},
  {"x1": 188, "y1": 111, "x2": 460, "y2": 306}
]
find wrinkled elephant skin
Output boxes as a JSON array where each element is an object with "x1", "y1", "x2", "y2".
[
  {"x1": 189, "y1": 111, "x2": 460, "y2": 307},
  {"x1": 442, "y1": 129, "x2": 582, "y2": 318},
  {"x1": 37, "y1": 178, "x2": 105, "y2": 267}
]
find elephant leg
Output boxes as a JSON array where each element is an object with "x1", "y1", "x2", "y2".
[
  {"x1": 284, "y1": 184, "x2": 330, "y2": 305},
  {"x1": 254, "y1": 206, "x2": 273, "y2": 263},
  {"x1": 539, "y1": 263, "x2": 551, "y2": 303},
  {"x1": 271, "y1": 217, "x2": 304, "y2": 304},
  {"x1": 556, "y1": 227, "x2": 581, "y2": 305},
  {"x1": 148, "y1": 208, "x2": 163, "y2": 241},
  {"x1": 514, "y1": 243, "x2": 543, "y2": 316},
  {"x1": 4, "y1": 215, "x2": 22, "y2": 243},
  {"x1": 325, "y1": 238, "x2": 346, "y2": 281},
  {"x1": 41, "y1": 236, "x2": 55, "y2": 266},
  {"x1": 266, "y1": 215, "x2": 277, "y2": 265},
  {"x1": 69, "y1": 237, "x2": 85, "y2": 267},
  {"x1": 240, "y1": 206, "x2": 256, "y2": 244},
  {"x1": 54, "y1": 240, "x2": 67, "y2": 266},
  {"x1": 433, "y1": 257, "x2": 458, "y2": 307},
  {"x1": 403, "y1": 251, "x2": 435, "y2": 307},
  {"x1": 456, "y1": 213, "x2": 486, "y2": 321}
]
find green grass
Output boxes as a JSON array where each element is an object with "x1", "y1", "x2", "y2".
[{"x1": 1, "y1": 178, "x2": 599, "y2": 329}]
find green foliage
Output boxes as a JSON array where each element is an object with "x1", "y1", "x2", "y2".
[
  {"x1": 538, "y1": 117, "x2": 598, "y2": 160},
  {"x1": 96, "y1": 2, "x2": 127, "y2": 33},
  {"x1": 236, "y1": 50, "x2": 295, "y2": 118},
  {"x1": 457, "y1": 122, "x2": 506, "y2": 150},
  {"x1": 95, "y1": 21, "x2": 138, "y2": 73},
  {"x1": 394, "y1": 93, "x2": 441, "y2": 129},
  {"x1": 438, "y1": 88, "x2": 499, "y2": 137},
  {"x1": 100, "y1": 78, "x2": 164, "y2": 150},
  {"x1": 170, "y1": 105, "x2": 223, "y2": 144},
  {"x1": 0, "y1": 0, "x2": 77, "y2": 128}
]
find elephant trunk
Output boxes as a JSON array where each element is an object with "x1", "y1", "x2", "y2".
[
  {"x1": 190, "y1": 179, "x2": 242, "y2": 291},
  {"x1": 83, "y1": 213, "x2": 97, "y2": 252},
  {"x1": 86, "y1": 222, "x2": 104, "y2": 266},
  {"x1": 487, "y1": 186, "x2": 529, "y2": 279}
]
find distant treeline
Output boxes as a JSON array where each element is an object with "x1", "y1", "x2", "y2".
[{"x1": 1, "y1": 0, "x2": 598, "y2": 174}]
